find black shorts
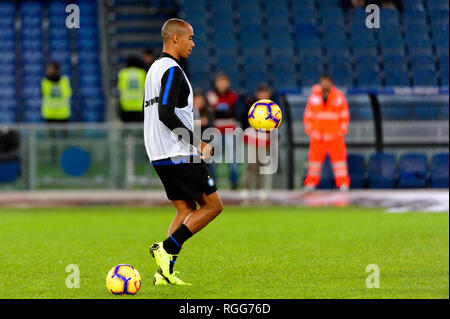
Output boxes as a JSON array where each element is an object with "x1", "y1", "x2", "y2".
[{"x1": 153, "y1": 160, "x2": 217, "y2": 201}]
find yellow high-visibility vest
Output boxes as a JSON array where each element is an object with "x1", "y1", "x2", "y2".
[
  {"x1": 118, "y1": 67, "x2": 146, "y2": 112},
  {"x1": 41, "y1": 76, "x2": 72, "y2": 120}
]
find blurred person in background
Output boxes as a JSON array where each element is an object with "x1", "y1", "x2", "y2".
[
  {"x1": 303, "y1": 74, "x2": 350, "y2": 191},
  {"x1": 341, "y1": 0, "x2": 365, "y2": 11},
  {"x1": 41, "y1": 61, "x2": 72, "y2": 124},
  {"x1": 117, "y1": 56, "x2": 146, "y2": 122},
  {"x1": 0, "y1": 128, "x2": 20, "y2": 183},
  {"x1": 41, "y1": 61, "x2": 72, "y2": 163},
  {"x1": 142, "y1": 48, "x2": 155, "y2": 71},
  {"x1": 206, "y1": 72, "x2": 239, "y2": 189},
  {"x1": 342, "y1": 0, "x2": 401, "y2": 11},
  {"x1": 240, "y1": 84, "x2": 272, "y2": 191},
  {"x1": 193, "y1": 89, "x2": 215, "y2": 177}
]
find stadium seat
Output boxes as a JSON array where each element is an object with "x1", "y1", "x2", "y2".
[
  {"x1": 430, "y1": 153, "x2": 449, "y2": 188},
  {"x1": 412, "y1": 69, "x2": 438, "y2": 87},
  {"x1": 368, "y1": 153, "x2": 396, "y2": 189},
  {"x1": 397, "y1": 153, "x2": 428, "y2": 188},
  {"x1": 347, "y1": 154, "x2": 366, "y2": 188},
  {"x1": 0, "y1": 160, "x2": 20, "y2": 183}
]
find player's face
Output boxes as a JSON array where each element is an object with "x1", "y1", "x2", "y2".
[{"x1": 179, "y1": 25, "x2": 194, "y2": 59}]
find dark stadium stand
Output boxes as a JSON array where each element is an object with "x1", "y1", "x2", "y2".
[
  {"x1": 0, "y1": 1, "x2": 17, "y2": 123},
  {"x1": 179, "y1": 0, "x2": 449, "y2": 93},
  {"x1": 0, "y1": 0, "x2": 448, "y2": 129},
  {"x1": 0, "y1": 0, "x2": 103, "y2": 123},
  {"x1": 297, "y1": 151, "x2": 449, "y2": 189}
]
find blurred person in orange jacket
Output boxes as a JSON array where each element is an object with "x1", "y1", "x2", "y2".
[{"x1": 303, "y1": 74, "x2": 350, "y2": 191}]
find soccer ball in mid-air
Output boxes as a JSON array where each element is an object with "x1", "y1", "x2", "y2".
[
  {"x1": 248, "y1": 99, "x2": 282, "y2": 131},
  {"x1": 106, "y1": 264, "x2": 141, "y2": 295}
]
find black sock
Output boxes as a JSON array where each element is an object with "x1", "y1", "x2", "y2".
[
  {"x1": 163, "y1": 224, "x2": 193, "y2": 255},
  {"x1": 170, "y1": 255, "x2": 178, "y2": 274}
]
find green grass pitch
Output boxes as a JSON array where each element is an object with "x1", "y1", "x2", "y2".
[{"x1": 0, "y1": 206, "x2": 448, "y2": 299}]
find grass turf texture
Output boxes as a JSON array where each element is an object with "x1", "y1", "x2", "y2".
[{"x1": 0, "y1": 206, "x2": 448, "y2": 299}]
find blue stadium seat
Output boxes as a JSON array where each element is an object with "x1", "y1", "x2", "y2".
[
  {"x1": 328, "y1": 55, "x2": 353, "y2": 87},
  {"x1": 368, "y1": 153, "x2": 396, "y2": 189},
  {"x1": 428, "y1": 0, "x2": 449, "y2": 10},
  {"x1": 433, "y1": 27, "x2": 449, "y2": 49},
  {"x1": 22, "y1": 86, "x2": 40, "y2": 99},
  {"x1": 431, "y1": 153, "x2": 449, "y2": 188},
  {"x1": 0, "y1": 86, "x2": 15, "y2": 100},
  {"x1": 190, "y1": 71, "x2": 211, "y2": 91},
  {"x1": 412, "y1": 69, "x2": 438, "y2": 87},
  {"x1": 384, "y1": 69, "x2": 410, "y2": 87},
  {"x1": 81, "y1": 110, "x2": 104, "y2": 123},
  {"x1": 272, "y1": 74, "x2": 298, "y2": 92},
  {"x1": 0, "y1": 160, "x2": 20, "y2": 183},
  {"x1": 398, "y1": 153, "x2": 428, "y2": 188},
  {"x1": 380, "y1": 8, "x2": 400, "y2": 26},
  {"x1": 23, "y1": 98, "x2": 41, "y2": 111},
  {"x1": 0, "y1": 74, "x2": 15, "y2": 86},
  {"x1": 356, "y1": 66, "x2": 381, "y2": 89},
  {"x1": 300, "y1": 56, "x2": 324, "y2": 87},
  {"x1": 23, "y1": 110, "x2": 43, "y2": 123},
  {"x1": 78, "y1": 51, "x2": 99, "y2": 63},
  {"x1": 216, "y1": 53, "x2": 239, "y2": 73},
  {"x1": 347, "y1": 154, "x2": 366, "y2": 188},
  {"x1": 244, "y1": 68, "x2": 269, "y2": 93},
  {"x1": 429, "y1": 8, "x2": 450, "y2": 20},
  {"x1": 78, "y1": 38, "x2": 99, "y2": 50},
  {"x1": 292, "y1": 0, "x2": 315, "y2": 12}
]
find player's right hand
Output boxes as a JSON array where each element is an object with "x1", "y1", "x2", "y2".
[{"x1": 197, "y1": 141, "x2": 213, "y2": 160}]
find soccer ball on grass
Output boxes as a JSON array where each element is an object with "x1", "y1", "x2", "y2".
[{"x1": 106, "y1": 264, "x2": 141, "y2": 295}]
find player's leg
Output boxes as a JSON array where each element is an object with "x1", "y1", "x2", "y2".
[
  {"x1": 184, "y1": 191, "x2": 223, "y2": 234},
  {"x1": 152, "y1": 199, "x2": 197, "y2": 285},
  {"x1": 150, "y1": 192, "x2": 222, "y2": 284},
  {"x1": 167, "y1": 199, "x2": 197, "y2": 236},
  {"x1": 304, "y1": 138, "x2": 327, "y2": 188},
  {"x1": 328, "y1": 136, "x2": 350, "y2": 190},
  {"x1": 167, "y1": 199, "x2": 196, "y2": 270}
]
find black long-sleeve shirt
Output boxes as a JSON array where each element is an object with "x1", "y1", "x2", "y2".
[{"x1": 157, "y1": 54, "x2": 201, "y2": 148}]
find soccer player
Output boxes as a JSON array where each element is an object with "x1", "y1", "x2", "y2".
[{"x1": 143, "y1": 18, "x2": 223, "y2": 285}]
